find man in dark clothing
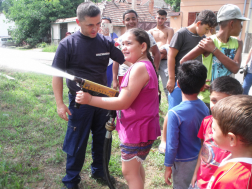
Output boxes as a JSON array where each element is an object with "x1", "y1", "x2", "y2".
[{"x1": 52, "y1": 2, "x2": 129, "y2": 189}]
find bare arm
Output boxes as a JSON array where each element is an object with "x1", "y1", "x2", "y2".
[
  {"x1": 166, "y1": 47, "x2": 179, "y2": 93},
  {"x1": 198, "y1": 38, "x2": 242, "y2": 73},
  {"x1": 112, "y1": 61, "x2": 119, "y2": 90},
  {"x1": 76, "y1": 63, "x2": 149, "y2": 110},
  {"x1": 150, "y1": 45, "x2": 161, "y2": 71},
  {"x1": 52, "y1": 76, "x2": 71, "y2": 121},
  {"x1": 180, "y1": 45, "x2": 206, "y2": 64},
  {"x1": 167, "y1": 28, "x2": 174, "y2": 45}
]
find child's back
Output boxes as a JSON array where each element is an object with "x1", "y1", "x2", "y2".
[
  {"x1": 167, "y1": 99, "x2": 209, "y2": 162},
  {"x1": 164, "y1": 60, "x2": 209, "y2": 188}
]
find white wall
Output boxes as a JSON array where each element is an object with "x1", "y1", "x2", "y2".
[
  {"x1": 68, "y1": 22, "x2": 80, "y2": 33},
  {"x1": 0, "y1": 13, "x2": 15, "y2": 37},
  {"x1": 51, "y1": 23, "x2": 60, "y2": 40}
]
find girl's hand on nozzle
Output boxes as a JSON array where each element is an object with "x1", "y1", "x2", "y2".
[{"x1": 75, "y1": 91, "x2": 92, "y2": 105}]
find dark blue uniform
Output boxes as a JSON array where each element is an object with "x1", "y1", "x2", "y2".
[{"x1": 52, "y1": 30, "x2": 125, "y2": 188}]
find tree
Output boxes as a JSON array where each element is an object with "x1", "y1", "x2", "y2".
[
  {"x1": 0, "y1": 0, "x2": 3, "y2": 12},
  {"x1": 165, "y1": 0, "x2": 180, "y2": 12},
  {"x1": 2, "y1": 0, "x2": 83, "y2": 47}
]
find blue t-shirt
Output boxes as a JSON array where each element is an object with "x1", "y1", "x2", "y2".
[
  {"x1": 164, "y1": 99, "x2": 209, "y2": 166},
  {"x1": 52, "y1": 30, "x2": 125, "y2": 91},
  {"x1": 110, "y1": 32, "x2": 118, "y2": 40}
]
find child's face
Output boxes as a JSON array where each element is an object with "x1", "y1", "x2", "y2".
[
  {"x1": 123, "y1": 13, "x2": 138, "y2": 30},
  {"x1": 156, "y1": 14, "x2": 167, "y2": 26},
  {"x1": 121, "y1": 33, "x2": 143, "y2": 63},
  {"x1": 212, "y1": 118, "x2": 230, "y2": 150},
  {"x1": 210, "y1": 91, "x2": 230, "y2": 110},
  {"x1": 196, "y1": 22, "x2": 211, "y2": 37}
]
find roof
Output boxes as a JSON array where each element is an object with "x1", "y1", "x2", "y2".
[
  {"x1": 102, "y1": 1, "x2": 171, "y2": 26},
  {"x1": 53, "y1": 1, "x2": 172, "y2": 26},
  {"x1": 168, "y1": 12, "x2": 180, "y2": 16}
]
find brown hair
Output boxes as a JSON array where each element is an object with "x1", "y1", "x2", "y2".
[
  {"x1": 212, "y1": 95, "x2": 252, "y2": 145},
  {"x1": 194, "y1": 10, "x2": 218, "y2": 28}
]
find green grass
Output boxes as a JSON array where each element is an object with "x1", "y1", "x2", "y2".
[
  {"x1": 0, "y1": 70, "x2": 170, "y2": 189},
  {"x1": 42, "y1": 44, "x2": 58, "y2": 52}
]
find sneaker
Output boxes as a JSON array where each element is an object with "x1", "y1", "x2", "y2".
[{"x1": 91, "y1": 174, "x2": 116, "y2": 184}]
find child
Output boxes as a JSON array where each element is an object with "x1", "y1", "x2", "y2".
[
  {"x1": 190, "y1": 76, "x2": 243, "y2": 189},
  {"x1": 158, "y1": 10, "x2": 217, "y2": 154},
  {"x1": 181, "y1": 4, "x2": 249, "y2": 107},
  {"x1": 207, "y1": 95, "x2": 252, "y2": 188},
  {"x1": 164, "y1": 60, "x2": 210, "y2": 188},
  {"x1": 76, "y1": 28, "x2": 161, "y2": 189}
]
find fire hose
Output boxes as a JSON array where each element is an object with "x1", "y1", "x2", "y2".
[{"x1": 72, "y1": 76, "x2": 118, "y2": 189}]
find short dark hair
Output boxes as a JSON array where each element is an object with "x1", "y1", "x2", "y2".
[
  {"x1": 210, "y1": 76, "x2": 243, "y2": 95},
  {"x1": 77, "y1": 2, "x2": 101, "y2": 21},
  {"x1": 123, "y1": 9, "x2": 138, "y2": 20},
  {"x1": 102, "y1": 17, "x2": 112, "y2": 23},
  {"x1": 194, "y1": 10, "x2": 218, "y2": 28},
  {"x1": 212, "y1": 95, "x2": 252, "y2": 146},
  {"x1": 157, "y1": 9, "x2": 167, "y2": 16},
  {"x1": 177, "y1": 60, "x2": 207, "y2": 95},
  {"x1": 218, "y1": 19, "x2": 237, "y2": 28}
]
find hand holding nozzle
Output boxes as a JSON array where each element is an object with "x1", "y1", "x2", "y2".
[{"x1": 75, "y1": 91, "x2": 92, "y2": 105}]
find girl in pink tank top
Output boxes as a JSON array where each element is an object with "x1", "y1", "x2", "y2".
[{"x1": 76, "y1": 28, "x2": 160, "y2": 189}]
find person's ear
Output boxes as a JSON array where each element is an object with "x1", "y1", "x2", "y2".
[
  {"x1": 141, "y1": 42, "x2": 147, "y2": 53},
  {"x1": 122, "y1": 20, "x2": 125, "y2": 25},
  {"x1": 200, "y1": 85, "x2": 205, "y2": 92},
  {"x1": 196, "y1": 21, "x2": 202, "y2": 27},
  {"x1": 76, "y1": 19, "x2": 80, "y2": 26},
  {"x1": 229, "y1": 20, "x2": 234, "y2": 28},
  {"x1": 228, "y1": 132, "x2": 237, "y2": 147},
  {"x1": 177, "y1": 80, "x2": 180, "y2": 88}
]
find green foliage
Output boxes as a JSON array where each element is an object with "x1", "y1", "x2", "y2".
[
  {"x1": 42, "y1": 44, "x2": 58, "y2": 52},
  {"x1": 37, "y1": 42, "x2": 47, "y2": 48},
  {"x1": 165, "y1": 0, "x2": 180, "y2": 12},
  {"x1": 2, "y1": 0, "x2": 84, "y2": 47},
  {"x1": 0, "y1": 0, "x2": 3, "y2": 12}
]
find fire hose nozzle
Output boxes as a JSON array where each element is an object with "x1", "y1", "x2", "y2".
[{"x1": 72, "y1": 76, "x2": 85, "y2": 87}]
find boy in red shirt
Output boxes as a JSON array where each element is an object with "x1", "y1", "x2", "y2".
[
  {"x1": 207, "y1": 95, "x2": 252, "y2": 189},
  {"x1": 190, "y1": 76, "x2": 243, "y2": 189}
]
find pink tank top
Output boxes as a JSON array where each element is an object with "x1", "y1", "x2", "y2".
[{"x1": 116, "y1": 61, "x2": 161, "y2": 143}]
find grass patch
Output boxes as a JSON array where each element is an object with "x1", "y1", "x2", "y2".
[
  {"x1": 0, "y1": 70, "x2": 170, "y2": 188},
  {"x1": 42, "y1": 44, "x2": 58, "y2": 52}
]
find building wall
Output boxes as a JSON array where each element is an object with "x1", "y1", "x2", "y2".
[
  {"x1": 170, "y1": 0, "x2": 249, "y2": 42},
  {"x1": 0, "y1": 13, "x2": 15, "y2": 37},
  {"x1": 51, "y1": 24, "x2": 60, "y2": 44},
  {"x1": 68, "y1": 22, "x2": 80, "y2": 33}
]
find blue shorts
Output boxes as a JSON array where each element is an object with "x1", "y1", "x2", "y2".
[{"x1": 168, "y1": 82, "x2": 182, "y2": 110}]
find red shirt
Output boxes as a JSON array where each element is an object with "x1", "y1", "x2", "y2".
[
  {"x1": 207, "y1": 157, "x2": 252, "y2": 189},
  {"x1": 197, "y1": 116, "x2": 230, "y2": 188}
]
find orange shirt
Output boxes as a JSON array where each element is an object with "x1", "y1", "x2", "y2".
[{"x1": 207, "y1": 157, "x2": 252, "y2": 189}]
